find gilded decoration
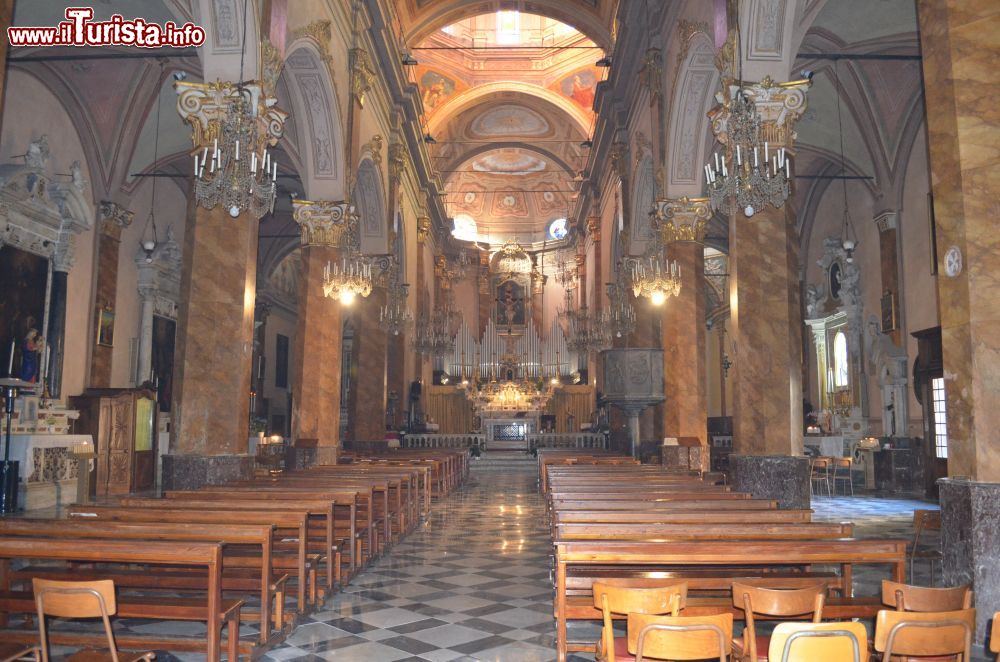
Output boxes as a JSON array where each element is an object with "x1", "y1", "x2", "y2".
[
  {"x1": 416, "y1": 214, "x2": 431, "y2": 243},
  {"x1": 490, "y1": 241, "x2": 533, "y2": 276},
  {"x1": 175, "y1": 81, "x2": 287, "y2": 151},
  {"x1": 654, "y1": 196, "x2": 710, "y2": 243},
  {"x1": 388, "y1": 141, "x2": 407, "y2": 187},
  {"x1": 365, "y1": 134, "x2": 384, "y2": 167},
  {"x1": 260, "y1": 38, "x2": 283, "y2": 96},
  {"x1": 293, "y1": 20, "x2": 332, "y2": 63},
  {"x1": 586, "y1": 216, "x2": 601, "y2": 243},
  {"x1": 609, "y1": 142, "x2": 629, "y2": 182},
  {"x1": 292, "y1": 199, "x2": 358, "y2": 248},
  {"x1": 639, "y1": 48, "x2": 663, "y2": 104},
  {"x1": 677, "y1": 20, "x2": 711, "y2": 66},
  {"x1": 350, "y1": 48, "x2": 377, "y2": 107}
]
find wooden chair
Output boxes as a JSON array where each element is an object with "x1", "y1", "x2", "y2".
[
  {"x1": 910, "y1": 510, "x2": 943, "y2": 583},
  {"x1": 593, "y1": 580, "x2": 688, "y2": 662},
  {"x1": 832, "y1": 457, "x2": 854, "y2": 496},
  {"x1": 627, "y1": 612, "x2": 733, "y2": 662},
  {"x1": 810, "y1": 458, "x2": 832, "y2": 497},
  {"x1": 873, "y1": 608, "x2": 975, "y2": 661},
  {"x1": 0, "y1": 645, "x2": 40, "y2": 662},
  {"x1": 767, "y1": 622, "x2": 869, "y2": 662},
  {"x1": 33, "y1": 578, "x2": 156, "y2": 662},
  {"x1": 881, "y1": 580, "x2": 972, "y2": 612},
  {"x1": 731, "y1": 581, "x2": 827, "y2": 662}
]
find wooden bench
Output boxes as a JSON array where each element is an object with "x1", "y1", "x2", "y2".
[
  {"x1": 0, "y1": 538, "x2": 239, "y2": 662},
  {"x1": 553, "y1": 521, "x2": 853, "y2": 541},
  {"x1": 552, "y1": 538, "x2": 908, "y2": 661},
  {"x1": 553, "y1": 510, "x2": 813, "y2": 525},
  {"x1": 66, "y1": 505, "x2": 316, "y2": 615}
]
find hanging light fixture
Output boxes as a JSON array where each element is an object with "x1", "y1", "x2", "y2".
[
  {"x1": 603, "y1": 280, "x2": 636, "y2": 338},
  {"x1": 192, "y1": 0, "x2": 278, "y2": 219},
  {"x1": 412, "y1": 291, "x2": 460, "y2": 357},
  {"x1": 322, "y1": 256, "x2": 372, "y2": 305},
  {"x1": 141, "y1": 62, "x2": 164, "y2": 263},
  {"x1": 833, "y1": 61, "x2": 859, "y2": 263},
  {"x1": 379, "y1": 281, "x2": 412, "y2": 336},
  {"x1": 558, "y1": 289, "x2": 609, "y2": 354},
  {"x1": 703, "y1": 0, "x2": 791, "y2": 218},
  {"x1": 630, "y1": 254, "x2": 681, "y2": 305}
]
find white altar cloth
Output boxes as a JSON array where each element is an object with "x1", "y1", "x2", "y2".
[{"x1": 2, "y1": 434, "x2": 93, "y2": 482}]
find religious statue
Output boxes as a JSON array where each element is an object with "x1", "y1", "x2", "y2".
[
  {"x1": 804, "y1": 283, "x2": 825, "y2": 318},
  {"x1": 70, "y1": 160, "x2": 86, "y2": 191},
  {"x1": 25, "y1": 135, "x2": 50, "y2": 169},
  {"x1": 19, "y1": 328, "x2": 43, "y2": 383},
  {"x1": 495, "y1": 280, "x2": 525, "y2": 327}
]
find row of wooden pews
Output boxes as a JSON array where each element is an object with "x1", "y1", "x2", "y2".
[
  {"x1": 540, "y1": 451, "x2": 910, "y2": 661},
  {"x1": 0, "y1": 449, "x2": 468, "y2": 660}
]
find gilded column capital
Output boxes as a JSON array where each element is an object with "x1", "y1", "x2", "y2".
[
  {"x1": 364, "y1": 134, "x2": 384, "y2": 167},
  {"x1": 292, "y1": 199, "x2": 358, "y2": 248},
  {"x1": 99, "y1": 200, "x2": 134, "y2": 239},
  {"x1": 416, "y1": 215, "x2": 431, "y2": 243},
  {"x1": 709, "y1": 79, "x2": 810, "y2": 149},
  {"x1": 175, "y1": 81, "x2": 287, "y2": 150},
  {"x1": 388, "y1": 141, "x2": 408, "y2": 187},
  {"x1": 586, "y1": 216, "x2": 601, "y2": 242},
  {"x1": 677, "y1": 20, "x2": 710, "y2": 66},
  {"x1": 260, "y1": 38, "x2": 283, "y2": 96},
  {"x1": 639, "y1": 48, "x2": 663, "y2": 104},
  {"x1": 350, "y1": 48, "x2": 377, "y2": 107},
  {"x1": 654, "y1": 196, "x2": 710, "y2": 243}
]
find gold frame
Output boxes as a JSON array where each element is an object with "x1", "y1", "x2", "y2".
[
  {"x1": 96, "y1": 308, "x2": 115, "y2": 347},
  {"x1": 881, "y1": 291, "x2": 898, "y2": 333}
]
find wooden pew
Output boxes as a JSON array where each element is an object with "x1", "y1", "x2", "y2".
[
  {"x1": 0, "y1": 519, "x2": 285, "y2": 647},
  {"x1": 550, "y1": 498, "x2": 779, "y2": 511},
  {"x1": 66, "y1": 504, "x2": 316, "y2": 614},
  {"x1": 552, "y1": 538, "x2": 908, "y2": 662},
  {"x1": 0, "y1": 538, "x2": 238, "y2": 662},
  {"x1": 553, "y1": 510, "x2": 813, "y2": 524},
  {"x1": 553, "y1": 521, "x2": 853, "y2": 541}
]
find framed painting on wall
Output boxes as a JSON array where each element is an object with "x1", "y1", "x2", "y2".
[
  {"x1": 97, "y1": 308, "x2": 115, "y2": 346},
  {"x1": 881, "y1": 291, "x2": 898, "y2": 333}
]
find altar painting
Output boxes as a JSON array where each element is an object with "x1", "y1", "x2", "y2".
[
  {"x1": 495, "y1": 279, "x2": 527, "y2": 328},
  {"x1": 0, "y1": 245, "x2": 49, "y2": 381}
]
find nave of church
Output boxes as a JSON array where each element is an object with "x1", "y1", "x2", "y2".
[{"x1": 0, "y1": 0, "x2": 997, "y2": 659}]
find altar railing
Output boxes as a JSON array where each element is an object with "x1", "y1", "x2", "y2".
[
  {"x1": 402, "y1": 434, "x2": 486, "y2": 450},
  {"x1": 528, "y1": 432, "x2": 607, "y2": 450}
]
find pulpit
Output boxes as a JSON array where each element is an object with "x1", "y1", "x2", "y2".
[
  {"x1": 71, "y1": 388, "x2": 157, "y2": 495},
  {"x1": 601, "y1": 349, "x2": 664, "y2": 458}
]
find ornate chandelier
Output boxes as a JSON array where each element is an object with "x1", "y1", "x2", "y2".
[
  {"x1": 630, "y1": 255, "x2": 682, "y2": 305},
  {"x1": 559, "y1": 291, "x2": 609, "y2": 354},
  {"x1": 323, "y1": 255, "x2": 372, "y2": 305},
  {"x1": 412, "y1": 294, "x2": 460, "y2": 357},
  {"x1": 603, "y1": 281, "x2": 636, "y2": 338},
  {"x1": 379, "y1": 282, "x2": 412, "y2": 336}
]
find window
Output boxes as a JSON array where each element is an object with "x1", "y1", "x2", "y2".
[
  {"x1": 275, "y1": 334, "x2": 289, "y2": 388},
  {"x1": 832, "y1": 330, "x2": 849, "y2": 388},
  {"x1": 452, "y1": 214, "x2": 477, "y2": 241},
  {"x1": 932, "y1": 377, "x2": 949, "y2": 459},
  {"x1": 548, "y1": 217, "x2": 568, "y2": 240},
  {"x1": 496, "y1": 10, "x2": 520, "y2": 44}
]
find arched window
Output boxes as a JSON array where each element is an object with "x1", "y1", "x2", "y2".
[
  {"x1": 452, "y1": 214, "x2": 477, "y2": 241},
  {"x1": 833, "y1": 330, "x2": 849, "y2": 388},
  {"x1": 548, "y1": 217, "x2": 568, "y2": 240}
]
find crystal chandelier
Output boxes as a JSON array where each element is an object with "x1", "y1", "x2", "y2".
[
  {"x1": 630, "y1": 255, "x2": 682, "y2": 305},
  {"x1": 379, "y1": 282, "x2": 412, "y2": 336},
  {"x1": 559, "y1": 290, "x2": 609, "y2": 354},
  {"x1": 322, "y1": 256, "x2": 372, "y2": 305},
  {"x1": 603, "y1": 281, "x2": 636, "y2": 338},
  {"x1": 412, "y1": 293, "x2": 460, "y2": 357}
]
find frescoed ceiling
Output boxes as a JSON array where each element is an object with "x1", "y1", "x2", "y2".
[{"x1": 405, "y1": 10, "x2": 609, "y2": 245}]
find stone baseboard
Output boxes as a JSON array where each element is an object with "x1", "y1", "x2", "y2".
[
  {"x1": 161, "y1": 454, "x2": 254, "y2": 490},
  {"x1": 730, "y1": 454, "x2": 811, "y2": 510}
]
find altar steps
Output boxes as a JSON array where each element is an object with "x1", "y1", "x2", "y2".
[
  {"x1": 471, "y1": 451, "x2": 535, "y2": 472},
  {"x1": 488, "y1": 440, "x2": 529, "y2": 452}
]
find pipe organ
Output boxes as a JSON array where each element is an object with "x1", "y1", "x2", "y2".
[{"x1": 443, "y1": 317, "x2": 574, "y2": 383}]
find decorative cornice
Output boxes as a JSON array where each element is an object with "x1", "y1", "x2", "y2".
[
  {"x1": 654, "y1": 196, "x2": 710, "y2": 243},
  {"x1": 292, "y1": 199, "x2": 358, "y2": 248},
  {"x1": 175, "y1": 81, "x2": 287, "y2": 150},
  {"x1": 350, "y1": 48, "x2": 377, "y2": 107},
  {"x1": 292, "y1": 20, "x2": 332, "y2": 63}
]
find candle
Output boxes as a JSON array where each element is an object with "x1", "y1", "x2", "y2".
[
  {"x1": 42, "y1": 346, "x2": 49, "y2": 377},
  {"x1": 234, "y1": 139, "x2": 240, "y2": 161},
  {"x1": 736, "y1": 145, "x2": 741, "y2": 165},
  {"x1": 7, "y1": 338, "x2": 13, "y2": 374},
  {"x1": 714, "y1": 152, "x2": 720, "y2": 171},
  {"x1": 251, "y1": 152, "x2": 257, "y2": 173},
  {"x1": 753, "y1": 147, "x2": 759, "y2": 168},
  {"x1": 764, "y1": 142, "x2": 769, "y2": 164}
]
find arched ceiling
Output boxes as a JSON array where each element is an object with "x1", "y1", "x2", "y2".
[{"x1": 406, "y1": 9, "x2": 610, "y2": 245}]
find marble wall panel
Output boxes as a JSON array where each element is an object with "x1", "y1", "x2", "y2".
[{"x1": 347, "y1": 288, "x2": 387, "y2": 441}]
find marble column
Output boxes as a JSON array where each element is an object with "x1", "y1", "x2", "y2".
[
  {"x1": 252, "y1": 301, "x2": 271, "y2": 419},
  {"x1": 714, "y1": 80, "x2": 809, "y2": 456},
  {"x1": 347, "y1": 285, "x2": 387, "y2": 442},
  {"x1": 918, "y1": 1, "x2": 1000, "y2": 644},
  {"x1": 44, "y1": 268, "x2": 68, "y2": 398},
  {"x1": 89, "y1": 201, "x2": 133, "y2": 388},
  {"x1": 290, "y1": 200, "x2": 355, "y2": 463},
  {"x1": 656, "y1": 198, "x2": 709, "y2": 467},
  {"x1": 164, "y1": 81, "x2": 286, "y2": 487}
]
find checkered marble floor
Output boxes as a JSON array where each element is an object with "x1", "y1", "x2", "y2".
[{"x1": 135, "y1": 473, "x2": 944, "y2": 662}]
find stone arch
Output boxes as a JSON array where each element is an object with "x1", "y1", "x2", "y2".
[
  {"x1": 666, "y1": 34, "x2": 718, "y2": 198},
  {"x1": 355, "y1": 158, "x2": 387, "y2": 255},
  {"x1": 280, "y1": 41, "x2": 344, "y2": 200},
  {"x1": 426, "y1": 83, "x2": 591, "y2": 137}
]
